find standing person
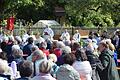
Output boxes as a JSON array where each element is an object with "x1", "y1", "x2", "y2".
[
  {"x1": 43, "y1": 26, "x2": 54, "y2": 41},
  {"x1": 73, "y1": 30, "x2": 81, "y2": 43},
  {"x1": 85, "y1": 43, "x2": 100, "y2": 80},
  {"x1": 60, "y1": 29, "x2": 70, "y2": 41},
  {"x1": 97, "y1": 42, "x2": 119, "y2": 80}
]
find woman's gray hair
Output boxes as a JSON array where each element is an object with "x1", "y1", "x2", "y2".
[
  {"x1": 40, "y1": 42, "x2": 47, "y2": 49},
  {"x1": 56, "y1": 41, "x2": 65, "y2": 48},
  {"x1": 39, "y1": 60, "x2": 52, "y2": 73},
  {"x1": 62, "y1": 46, "x2": 71, "y2": 54},
  {"x1": 12, "y1": 49, "x2": 23, "y2": 58},
  {"x1": 0, "y1": 59, "x2": 9, "y2": 74},
  {"x1": 32, "y1": 50, "x2": 45, "y2": 59},
  {"x1": 63, "y1": 40, "x2": 71, "y2": 46},
  {"x1": 48, "y1": 54, "x2": 57, "y2": 62},
  {"x1": 31, "y1": 45, "x2": 39, "y2": 52}
]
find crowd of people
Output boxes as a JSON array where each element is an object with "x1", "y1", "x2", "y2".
[{"x1": 0, "y1": 26, "x2": 120, "y2": 80}]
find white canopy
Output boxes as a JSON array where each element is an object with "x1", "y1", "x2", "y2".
[{"x1": 33, "y1": 20, "x2": 61, "y2": 28}]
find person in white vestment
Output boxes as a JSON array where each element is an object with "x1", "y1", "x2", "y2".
[
  {"x1": 60, "y1": 29, "x2": 70, "y2": 41},
  {"x1": 73, "y1": 30, "x2": 81, "y2": 42},
  {"x1": 43, "y1": 26, "x2": 54, "y2": 41}
]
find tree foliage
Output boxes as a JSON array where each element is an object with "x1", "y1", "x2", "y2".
[
  {"x1": 0, "y1": 0, "x2": 120, "y2": 28},
  {"x1": 61, "y1": 0, "x2": 120, "y2": 27},
  {"x1": 0, "y1": 0, "x2": 56, "y2": 23}
]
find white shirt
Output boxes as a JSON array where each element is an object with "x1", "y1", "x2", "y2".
[
  {"x1": 43, "y1": 28, "x2": 54, "y2": 40},
  {"x1": 34, "y1": 37, "x2": 45, "y2": 45},
  {"x1": 60, "y1": 32, "x2": 70, "y2": 41},
  {"x1": 73, "y1": 33, "x2": 81, "y2": 42},
  {"x1": 22, "y1": 33, "x2": 30, "y2": 42}
]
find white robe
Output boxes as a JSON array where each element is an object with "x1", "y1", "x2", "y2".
[
  {"x1": 43, "y1": 28, "x2": 54, "y2": 40},
  {"x1": 73, "y1": 33, "x2": 81, "y2": 42},
  {"x1": 60, "y1": 32, "x2": 70, "y2": 41},
  {"x1": 34, "y1": 36, "x2": 45, "y2": 45}
]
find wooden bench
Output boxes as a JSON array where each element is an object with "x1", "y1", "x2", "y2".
[{"x1": 116, "y1": 67, "x2": 120, "y2": 70}]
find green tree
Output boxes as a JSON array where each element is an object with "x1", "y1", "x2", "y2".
[
  {"x1": 0, "y1": 0, "x2": 119, "y2": 28},
  {"x1": 0, "y1": 0, "x2": 56, "y2": 23},
  {"x1": 60, "y1": 0, "x2": 119, "y2": 27}
]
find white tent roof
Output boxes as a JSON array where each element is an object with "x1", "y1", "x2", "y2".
[{"x1": 33, "y1": 20, "x2": 61, "y2": 28}]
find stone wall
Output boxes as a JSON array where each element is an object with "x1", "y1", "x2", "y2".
[{"x1": 14, "y1": 27, "x2": 119, "y2": 39}]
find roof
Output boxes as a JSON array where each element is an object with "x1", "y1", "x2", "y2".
[{"x1": 33, "y1": 20, "x2": 61, "y2": 28}]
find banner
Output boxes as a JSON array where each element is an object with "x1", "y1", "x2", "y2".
[{"x1": 7, "y1": 17, "x2": 15, "y2": 30}]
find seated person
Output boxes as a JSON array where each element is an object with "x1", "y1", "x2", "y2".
[
  {"x1": 32, "y1": 60, "x2": 56, "y2": 80},
  {"x1": 16, "y1": 60, "x2": 33, "y2": 80},
  {"x1": 0, "y1": 59, "x2": 11, "y2": 80},
  {"x1": 56, "y1": 53, "x2": 80, "y2": 80}
]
